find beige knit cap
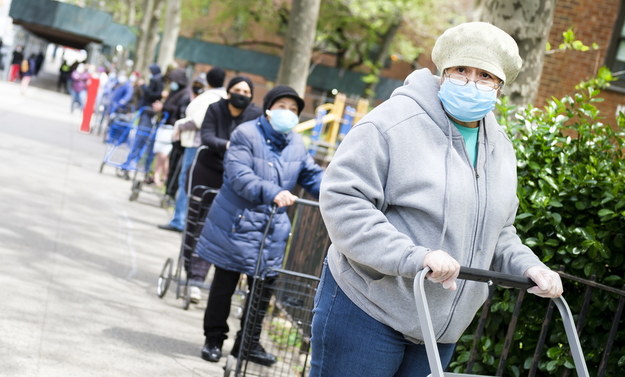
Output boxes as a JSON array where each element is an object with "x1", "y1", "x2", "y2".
[{"x1": 431, "y1": 22, "x2": 522, "y2": 83}]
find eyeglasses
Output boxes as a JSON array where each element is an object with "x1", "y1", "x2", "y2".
[{"x1": 444, "y1": 73, "x2": 502, "y2": 92}]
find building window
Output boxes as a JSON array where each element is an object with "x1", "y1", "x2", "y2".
[{"x1": 607, "y1": 3, "x2": 625, "y2": 91}]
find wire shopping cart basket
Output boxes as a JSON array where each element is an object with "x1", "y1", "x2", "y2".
[{"x1": 224, "y1": 198, "x2": 323, "y2": 377}]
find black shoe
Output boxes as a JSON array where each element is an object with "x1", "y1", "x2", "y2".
[
  {"x1": 201, "y1": 343, "x2": 222, "y2": 362},
  {"x1": 231, "y1": 342, "x2": 277, "y2": 367},
  {"x1": 157, "y1": 224, "x2": 183, "y2": 232}
]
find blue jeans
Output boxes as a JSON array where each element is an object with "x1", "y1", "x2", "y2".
[
  {"x1": 169, "y1": 147, "x2": 197, "y2": 229},
  {"x1": 309, "y1": 263, "x2": 456, "y2": 377},
  {"x1": 121, "y1": 114, "x2": 155, "y2": 171}
]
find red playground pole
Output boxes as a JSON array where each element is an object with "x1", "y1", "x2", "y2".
[{"x1": 80, "y1": 76, "x2": 100, "y2": 133}]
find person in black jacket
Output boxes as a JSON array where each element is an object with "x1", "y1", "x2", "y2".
[
  {"x1": 160, "y1": 76, "x2": 261, "y2": 300},
  {"x1": 139, "y1": 64, "x2": 164, "y2": 108},
  {"x1": 153, "y1": 68, "x2": 191, "y2": 188}
]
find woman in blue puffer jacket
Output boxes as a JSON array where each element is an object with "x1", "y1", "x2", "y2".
[{"x1": 195, "y1": 85, "x2": 324, "y2": 366}]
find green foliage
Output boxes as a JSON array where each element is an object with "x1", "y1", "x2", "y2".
[
  {"x1": 450, "y1": 70, "x2": 625, "y2": 375},
  {"x1": 546, "y1": 28, "x2": 599, "y2": 54}
]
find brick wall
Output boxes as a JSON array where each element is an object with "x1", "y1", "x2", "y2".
[{"x1": 536, "y1": 0, "x2": 624, "y2": 120}]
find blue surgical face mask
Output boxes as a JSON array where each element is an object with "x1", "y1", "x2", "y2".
[
  {"x1": 267, "y1": 109, "x2": 299, "y2": 133},
  {"x1": 437, "y1": 79, "x2": 497, "y2": 122},
  {"x1": 170, "y1": 82, "x2": 180, "y2": 92}
]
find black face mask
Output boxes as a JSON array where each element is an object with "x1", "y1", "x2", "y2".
[
  {"x1": 192, "y1": 86, "x2": 204, "y2": 95},
  {"x1": 229, "y1": 92, "x2": 252, "y2": 109}
]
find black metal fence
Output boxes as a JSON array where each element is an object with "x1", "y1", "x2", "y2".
[{"x1": 279, "y1": 197, "x2": 624, "y2": 376}]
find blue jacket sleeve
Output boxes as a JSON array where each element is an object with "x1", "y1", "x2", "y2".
[
  {"x1": 296, "y1": 153, "x2": 324, "y2": 199},
  {"x1": 225, "y1": 128, "x2": 283, "y2": 205},
  {"x1": 120, "y1": 85, "x2": 134, "y2": 106}
]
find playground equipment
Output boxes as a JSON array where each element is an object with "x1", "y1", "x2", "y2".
[{"x1": 293, "y1": 93, "x2": 369, "y2": 158}]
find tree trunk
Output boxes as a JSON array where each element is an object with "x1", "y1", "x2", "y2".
[
  {"x1": 127, "y1": 0, "x2": 137, "y2": 27},
  {"x1": 365, "y1": 15, "x2": 402, "y2": 100},
  {"x1": 134, "y1": 0, "x2": 155, "y2": 74},
  {"x1": 157, "y1": 0, "x2": 181, "y2": 70},
  {"x1": 477, "y1": 0, "x2": 556, "y2": 106},
  {"x1": 276, "y1": 0, "x2": 322, "y2": 97},
  {"x1": 135, "y1": 0, "x2": 165, "y2": 77}
]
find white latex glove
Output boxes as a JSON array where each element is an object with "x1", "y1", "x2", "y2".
[
  {"x1": 422, "y1": 250, "x2": 460, "y2": 290},
  {"x1": 524, "y1": 266, "x2": 563, "y2": 298}
]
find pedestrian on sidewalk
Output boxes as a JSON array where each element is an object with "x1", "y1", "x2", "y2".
[
  {"x1": 57, "y1": 60, "x2": 71, "y2": 92},
  {"x1": 69, "y1": 63, "x2": 89, "y2": 112},
  {"x1": 19, "y1": 54, "x2": 36, "y2": 94},
  {"x1": 8, "y1": 45, "x2": 24, "y2": 82},
  {"x1": 158, "y1": 75, "x2": 260, "y2": 295},
  {"x1": 157, "y1": 68, "x2": 227, "y2": 305},
  {"x1": 153, "y1": 68, "x2": 191, "y2": 188},
  {"x1": 196, "y1": 85, "x2": 324, "y2": 366},
  {"x1": 118, "y1": 64, "x2": 164, "y2": 178},
  {"x1": 309, "y1": 22, "x2": 563, "y2": 377}
]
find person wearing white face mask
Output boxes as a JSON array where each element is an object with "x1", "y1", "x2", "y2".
[
  {"x1": 194, "y1": 85, "x2": 324, "y2": 365},
  {"x1": 309, "y1": 22, "x2": 563, "y2": 377}
]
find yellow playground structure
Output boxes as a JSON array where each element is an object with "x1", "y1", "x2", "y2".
[{"x1": 293, "y1": 93, "x2": 369, "y2": 159}]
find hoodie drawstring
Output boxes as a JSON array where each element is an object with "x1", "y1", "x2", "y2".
[{"x1": 437, "y1": 120, "x2": 454, "y2": 249}]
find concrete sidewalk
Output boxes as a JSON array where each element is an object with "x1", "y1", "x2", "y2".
[{"x1": 0, "y1": 72, "x2": 233, "y2": 376}]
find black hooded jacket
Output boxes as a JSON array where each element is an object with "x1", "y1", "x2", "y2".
[
  {"x1": 200, "y1": 98, "x2": 262, "y2": 173},
  {"x1": 162, "y1": 69, "x2": 190, "y2": 125}
]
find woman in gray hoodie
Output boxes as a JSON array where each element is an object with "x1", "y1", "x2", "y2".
[{"x1": 309, "y1": 22, "x2": 563, "y2": 377}]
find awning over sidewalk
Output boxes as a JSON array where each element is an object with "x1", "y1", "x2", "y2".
[{"x1": 9, "y1": 0, "x2": 136, "y2": 49}]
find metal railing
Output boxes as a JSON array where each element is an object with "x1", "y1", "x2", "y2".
[{"x1": 462, "y1": 271, "x2": 625, "y2": 377}]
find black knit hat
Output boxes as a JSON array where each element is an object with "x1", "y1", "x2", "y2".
[
  {"x1": 263, "y1": 85, "x2": 305, "y2": 115},
  {"x1": 206, "y1": 67, "x2": 225, "y2": 88},
  {"x1": 226, "y1": 76, "x2": 254, "y2": 97}
]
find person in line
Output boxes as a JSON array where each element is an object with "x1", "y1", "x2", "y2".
[
  {"x1": 108, "y1": 73, "x2": 133, "y2": 114},
  {"x1": 158, "y1": 67, "x2": 225, "y2": 234},
  {"x1": 152, "y1": 68, "x2": 192, "y2": 188},
  {"x1": 118, "y1": 64, "x2": 164, "y2": 178},
  {"x1": 309, "y1": 22, "x2": 564, "y2": 377},
  {"x1": 8, "y1": 45, "x2": 24, "y2": 82},
  {"x1": 69, "y1": 63, "x2": 89, "y2": 113},
  {"x1": 196, "y1": 85, "x2": 324, "y2": 366},
  {"x1": 159, "y1": 75, "x2": 260, "y2": 299},
  {"x1": 157, "y1": 68, "x2": 227, "y2": 306}
]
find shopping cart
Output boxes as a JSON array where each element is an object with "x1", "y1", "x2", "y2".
[
  {"x1": 156, "y1": 145, "x2": 219, "y2": 307},
  {"x1": 127, "y1": 112, "x2": 170, "y2": 203},
  {"x1": 415, "y1": 266, "x2": 590, "y2": 377},
  {"x1": 156, "y1": 184, "x2": 219, "y2": 308},
  {"x1": 224, "y1": 198, "x2": 322, "y2": 377},
  {"x1": 98, "y1": 107, "x2": 141, "y2": 173}
]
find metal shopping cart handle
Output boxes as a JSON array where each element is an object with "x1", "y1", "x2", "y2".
[
  {"x1": 457, "y1": 266, "x2": 536, "y2": 290},
  {"x1": 415, "y1": 266, "x2": 590, "y2": 377}
]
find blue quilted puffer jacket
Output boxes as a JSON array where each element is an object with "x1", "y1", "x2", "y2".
[{"x1": 195, "y1": 117, "x2": 324, "y2": 276}]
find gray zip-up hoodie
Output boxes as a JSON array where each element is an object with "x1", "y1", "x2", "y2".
[{"x1": 319, "y1": 68, "x2": 546, "y2": 344}]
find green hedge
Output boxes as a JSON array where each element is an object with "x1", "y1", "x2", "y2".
[{"x1": 449, "y1": 67, "x2": 625, "y2": 376}]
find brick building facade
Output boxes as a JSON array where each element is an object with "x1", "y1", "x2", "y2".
[{"x1": 537, "y1": 0, "x2": 625, "y2": 120}]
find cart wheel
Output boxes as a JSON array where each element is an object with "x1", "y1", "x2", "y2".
[
  {"x1": 99, "y1": 162, "x2": 105, "y2": 173},
  {"x1": 157, "y1": 258, "x2": 173, "y2": 298},
  {"x1": 129, "y1": 181, "x2": 141, "y2": 201},
  {"x1": 182, "y1": 282, "x2": 191, "y2": 310},
  {"x1": 233, "y1": 305, "x2": 244, "y2": 319},
  {"x1": 223, "y1": 355, "x2": 236, "y2": 377}
]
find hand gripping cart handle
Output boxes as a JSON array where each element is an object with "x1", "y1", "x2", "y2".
[{"x1": 414, "y1": 266, "x2": 590, "y2": 377}]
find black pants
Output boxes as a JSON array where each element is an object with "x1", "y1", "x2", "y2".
[{"x1": 203, "y1": 266, "x2": 274, "y2": 347}]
